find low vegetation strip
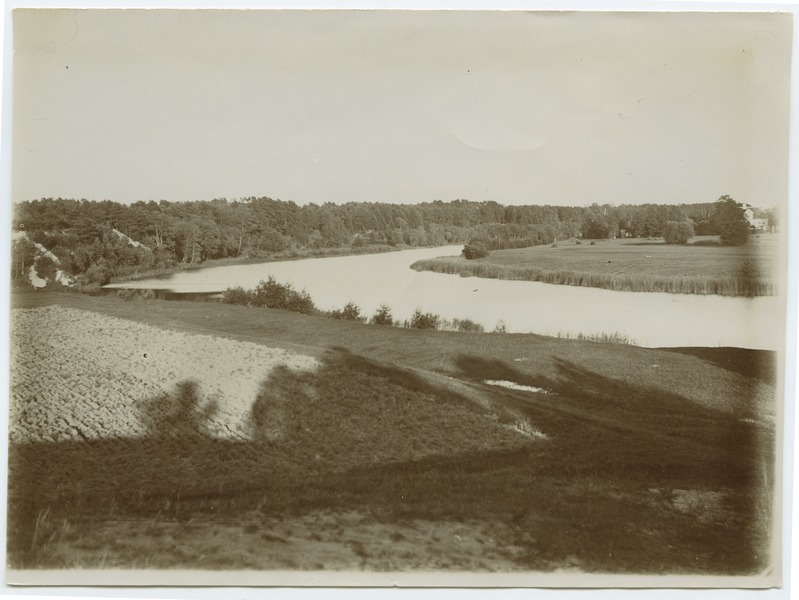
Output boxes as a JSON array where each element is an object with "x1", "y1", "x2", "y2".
[
  {"x1": 9, "y1": 306, "x2": 319, "y2": 443},
  {"x1": 411, "y1": 238, "x2": 776, "y2": 297},
  {"x1": 411, "y1": 257, "x2": 767, "y2": 296}
]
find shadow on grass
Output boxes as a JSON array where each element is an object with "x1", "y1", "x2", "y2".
[
  {"x1": 456, "y1": 355, "x2": 770, "y2": 459},
  {"x1": 7, "y1": 350, "x2": 494, "y2": 569},
  {"x1": 8, "y1": 350, "x2": 775, "y2": 575},
  {"x1": 326, "y1": 345, "x2": 485, "y2": 410},
  {"x1": 454, "y1": 353, "x2": 774, "y2": 503},
  {"x1": 658, "y1": 347, "x2": 776, "y2": 385}
]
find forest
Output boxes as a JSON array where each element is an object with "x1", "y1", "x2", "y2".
[{"x1": 11, "y1": 196, "x2": 774, "y2": 287}]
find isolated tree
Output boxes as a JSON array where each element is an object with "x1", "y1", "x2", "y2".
[
  {"x1": 663, "y1": 221, "x2": 695, "y2": 244},
  {"x1": 711, "y1": 196, "x2": 749, "y2": 246}
]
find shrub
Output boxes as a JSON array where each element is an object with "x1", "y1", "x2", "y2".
[
  {"x1": 436, "y1": 317, "x2": 485, "y2": 333},
  {"x1": 340, "y1": 302, "x2": 362, "y2": 321},
  {"x1": 252, "y1": 276, "x2": 289, "y2": 308},
  {"x1": 663, "y1": 221, "x2": 695, "y2": 244},
  {"x1": 116, "y1": 288, "x2": 139, "y2": 301},
  {"x1": 455, "y1": 318, "x2": 485, "y2": 333},
  {"x1": 371, "y1": 304, "x2": 394, "y2": 326},
  {"x1": 493, "y1": 320, "x2": 508, "y2": 333},
  {"x1": 222, "y1": 286, "x2": 252, "y2": 306},
  {"x1": 409, "y1": 309, "x2": 439, "y2": 330},
  {"x1": 328, "y1": 302, "x2": 363, "y2": 321},
  {"x1": 229, "y1": 277, "x2": 315, "y2": 314},
  {"x1": 462, "y1": 243, "x2": 489, "y2": 260},
  {"x1": 285, "y1": 289, "x2": 316, "y2": 315},
  {"x1": 116, "y1": 288, "x2": 156, "y2": 301}
]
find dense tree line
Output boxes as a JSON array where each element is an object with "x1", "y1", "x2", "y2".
[{"x1": 11, "y1": 195, "x2": 771, "y2": 286}]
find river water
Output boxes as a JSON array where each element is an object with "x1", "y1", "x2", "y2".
[{"x1": 105, "y1": 245, "x2": 782, "y2": 350}]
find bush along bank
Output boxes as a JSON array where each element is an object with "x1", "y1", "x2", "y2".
[{"x1": 222, "y1": 279, "x2": 487, "y2": 333}]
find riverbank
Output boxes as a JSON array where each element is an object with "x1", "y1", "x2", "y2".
[
  {"x1": 97, "y1": 243, "x2": 780, "y2": 349},
  {"x1": 9, "y1": 290, "x2": 777, "y2": 575},
  {"x1": 108, "y1": 242, "x2": 401, "y2": 284},
  {"x1": 411, "y1": 236, "x2": 778, "y2": 297}
]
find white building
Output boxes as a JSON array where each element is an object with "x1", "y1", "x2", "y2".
[{"x1": 741, "y1": 204, "x2": 769, "y2": 232}]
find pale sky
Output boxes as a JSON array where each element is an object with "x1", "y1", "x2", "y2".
[{"x1": 11, "y1": 9, "x2": 793, "y2": 207}]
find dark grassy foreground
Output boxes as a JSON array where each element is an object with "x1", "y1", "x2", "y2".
[
  {"x1": 8, "y1": 291, "x2": 778, "y2": 574},
  {"x1": 411, "y1": 236, "x2": 778, "y2": 296}
]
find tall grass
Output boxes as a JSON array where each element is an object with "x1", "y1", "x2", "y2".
[
  {"x1": 411, "y1": 258, "x2": 775, "y2": 297},
  {"x1": 557, "y1": 331, "x2": 636, "y2": 345}
]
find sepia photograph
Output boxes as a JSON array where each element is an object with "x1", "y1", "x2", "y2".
[{"x1": 3, "y1": 4, "x2": 794, "y2": 589}]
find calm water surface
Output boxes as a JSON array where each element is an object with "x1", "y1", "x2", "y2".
[{"x1": 106, "y1": 245, "x2": 781, "y2": 350}]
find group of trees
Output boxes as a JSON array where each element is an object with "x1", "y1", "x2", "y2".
[
  {"x1": 662, "y1": 196, "x2": 762, "y2": 246},
  {"x1": 222, "y1": 277, "x2": 316, "y2": 314},
  {"x1": 12, "y1": 195, "x2": 770, "y2": 286}
]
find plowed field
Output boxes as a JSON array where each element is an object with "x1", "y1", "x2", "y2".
[{"x1": 10, "y1": 306, "x2": 319, "y2": 443}]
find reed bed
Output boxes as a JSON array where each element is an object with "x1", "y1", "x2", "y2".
[{"x1": 411, "y1": 258, "x2": 774, "y2": 297}]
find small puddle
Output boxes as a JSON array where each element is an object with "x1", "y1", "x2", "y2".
[{"x1": 484, "y1": 380, "x2": 553, "y2": 395}]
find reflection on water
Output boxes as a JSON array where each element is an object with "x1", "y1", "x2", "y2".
[{"x1": 105, "y1": 245, "x2": 782, "y2": 350}]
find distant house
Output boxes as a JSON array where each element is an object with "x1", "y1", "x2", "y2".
[{"x1": 741, "y1": 204, "x2": 769, "y2": 232}]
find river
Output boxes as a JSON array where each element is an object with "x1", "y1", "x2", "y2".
[{"x1": 105, "y1": 245, "x2": 782, "y2": 350}]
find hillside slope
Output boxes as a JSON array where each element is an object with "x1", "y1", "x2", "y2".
[{"x1": 8, "y1": 291, "x2": 778, "y2": 575}]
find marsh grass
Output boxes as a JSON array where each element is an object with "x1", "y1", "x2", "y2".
[
  {"x1": 411, "y1": 237, "x2": 777, "y2": 297},
  {"x1": 412, "y1": 258, "x2": 774, "y2": 296}
]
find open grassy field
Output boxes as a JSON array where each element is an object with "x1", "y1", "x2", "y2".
[
  {"x1": 8, "y1": 290, "x2": 778, "y2": 576},
  {"x1": 411, "y1": 235, "x2": 778, "y2": 296}
]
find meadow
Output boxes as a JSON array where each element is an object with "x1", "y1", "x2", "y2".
[
  {"x1": 7, "y1": 290, "x2": 778, "y2": 575},
  {"x1": 411, "y1": 235, "x2": 778, "y2": 296}
]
